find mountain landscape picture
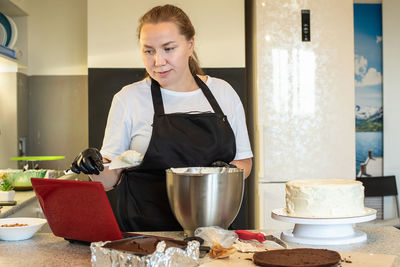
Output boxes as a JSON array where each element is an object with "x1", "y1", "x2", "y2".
[
  {"x1": 354, "y1": 4, "x2": 383, "y2": 176},
  {"x1": 355, "y1": 105, "x2": 383, "y2": 132}
]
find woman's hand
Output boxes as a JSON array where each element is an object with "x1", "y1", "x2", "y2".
[
  {"x1": 210, "y1": 161, "x2": 237, "y2": 168},
  {"x1": 70, "y1": 148, "x2": 121, "y2": 190},
  {"x1": 90, "y1": 165, "x2": 122, "y2": 191},
  {"x1": 211, "y1": 158, "x2": 253, "y2": 179},
  {"x1": 70, "y1": 148, "x2": 104, "y2": 175},
  {"x1": 230, "y1": 158, "x2": 252, "y2": 179}
]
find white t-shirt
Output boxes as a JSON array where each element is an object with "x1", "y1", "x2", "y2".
[{"x1": 100, "y1": 76, "x2": 253, "y2": 162}]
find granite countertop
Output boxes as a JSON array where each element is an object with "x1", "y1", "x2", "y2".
[{"x1": 0, "y1": 226, "x2": 399, "y2": 266}]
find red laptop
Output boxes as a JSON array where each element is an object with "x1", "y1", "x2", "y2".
[{"x1": 31, "y1": 178, "x2": 127, "y2": 243}]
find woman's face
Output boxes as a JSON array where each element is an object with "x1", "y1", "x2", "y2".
[{"x1": 140, "y1": 22, "x2": 194, "y2": 89}]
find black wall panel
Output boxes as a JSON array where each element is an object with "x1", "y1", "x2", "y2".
[
  {"x1": 88, "y1": 67, "x2": 248, "y2": 229},
  {"x1": 88, "y1": 68, "x2": 246, "y2": 149}
]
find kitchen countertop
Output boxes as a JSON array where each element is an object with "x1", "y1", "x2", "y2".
[
  {"x1": 0, "y1": 226, "x2": 399, "y2": 266},
  {"x1": 0, "y1": 190, "x2": 37, "y2": 218}
]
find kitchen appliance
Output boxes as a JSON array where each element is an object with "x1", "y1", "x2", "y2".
[
  {"x1": 272, "y1": 208, "x2": 376, "y2": 245},
  {"x1": 31, "y1": 178, "x2": 130, "y2": 243},
  {"x1": 166, "y1": 167, "x2": 244, "y2": 237},
  {"x1": 250, "y1": 0, "x2": 356, "y2": 230},
  {"x1": 234, "y1": 229, "x2": 287, "y2": 248}
]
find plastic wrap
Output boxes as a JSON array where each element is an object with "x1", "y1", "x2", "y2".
[
  {"x1": 232, "y1": 239, "x2": 269, "y2": 252},
  {"x1": 91, "y1": 240, "x2": 200, "y2": 267},
  {"x1": 194, "y1": 226, "x2": 238, "y2": 248}
]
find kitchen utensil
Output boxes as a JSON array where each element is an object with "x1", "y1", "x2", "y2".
[
  {"x1": 4, "y1": 15, "x2": 17, "y2": 48},
  {"x1": 64, "y1": 163, "x2": 111, "y2": 175},
  {"x1": 10, "y1": 156, "x2": 65, "y2": 161},
  {"x1": 3, "y1": 169, "x2": 47, "y2": 190},
  {"x1": 0, "y1": 12, "x2": 12, "y2": 46},
  {"x1": 64, "y1": 150, "x2": 143, "y2": 175},
  {"x1": 272, "y1": 207, "x2": 377, "y2": 245},
  {"x1": 0, "y1": 217, "x2": 47, "y2": 241},
  {"x1": 0, "y1": 201, "x2": 17, "y2": 206},
  {"x1": 166, "y1": 167, "x2": 244, "y2": 237},
  {"x1": 235, "y1": 230, "x2": 287, "y2": 248},
  {"x1": 10, "y1": 156, "x2": 66, "y2": 171}
]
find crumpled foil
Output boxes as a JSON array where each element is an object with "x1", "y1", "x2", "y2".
[{"x1": 91, "y1": 240, "x2": 200, "y2": 267}]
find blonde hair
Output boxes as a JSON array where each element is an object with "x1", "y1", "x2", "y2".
[{"x1": 138, "y1": 4, "x2": 204, "y2": 75}]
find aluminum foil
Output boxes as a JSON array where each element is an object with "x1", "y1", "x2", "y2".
[{"x1": 91, "y1": 240, "x2": 200, "y2": 267}]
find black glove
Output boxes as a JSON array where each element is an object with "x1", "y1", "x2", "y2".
[
  {"x1": 70, "y1": 148, "x2": 104, "y2": 175},
  {"x1": 210, "y1": 161, "x2": 237, "y2": 168}
]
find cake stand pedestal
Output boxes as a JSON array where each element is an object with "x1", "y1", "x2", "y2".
[{"x1": 271, "y1": 208, "x2": 376, "y2": 245}]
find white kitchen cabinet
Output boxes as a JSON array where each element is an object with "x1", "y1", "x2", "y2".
[
  {"x1": 0, "y1": 56, "x2": 18, "y2": 169},
  {"x1": 0, "y1": 55, "x2": 27, "y2": 169},
  {"x1": 258, "y1": 182, "x2": 293, "y2": 230}
]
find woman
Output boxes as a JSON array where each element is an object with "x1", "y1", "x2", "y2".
[{"x1": 71, "y1": 4, "x2": 253, "y2": 231}]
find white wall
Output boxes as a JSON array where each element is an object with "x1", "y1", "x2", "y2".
[
  {"x1": 11, "y1": 0, "x2": 245, "y2": 72},
  {"x1": 2, "y1": 0, "x2": 89, "y2": 170},
  {"x1": 14, "y1": 0, "x2": 87, "y2": 75},
  {"x1": 88, "y1": 0, "x2": 245, "y2": 68},
  {"x1": 382, "y1": 0, "x2": 400, "y2": 216}
]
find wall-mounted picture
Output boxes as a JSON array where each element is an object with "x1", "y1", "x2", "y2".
[{"x1": 354, "y1": 4, "x2": 383, "y2": 177}]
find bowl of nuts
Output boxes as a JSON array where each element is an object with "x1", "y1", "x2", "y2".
[{"x1": 0, "y1": 217, "x2": 47, "y2": 241}]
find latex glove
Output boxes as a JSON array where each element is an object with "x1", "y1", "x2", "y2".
[
  {"x1": 210, "y1": 161, "x2": 237, "y2": 168},
  {"x1": 70, "y1": 148, "x2": 104, "y2": 175}
]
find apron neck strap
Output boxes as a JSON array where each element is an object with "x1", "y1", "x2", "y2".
[
  {"x1": 150, "y1": 78, "x2": 165, "y2": 115},
  {"x1": 150, "y1": 74, "x2": 224, "y2": 115},
  {"x1": 193, "y1": 74, "x2": 224, "y2": 115}
]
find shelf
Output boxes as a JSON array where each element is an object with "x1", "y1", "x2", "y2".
[
  {"x1": 0, "y1": 0, "x2": 28, "y2": 16},
  {"x1": 0, "y1": 53, "x2": 26, "y2": 71},
  {"x1": 0, "y1": 52, "x2": 17, "y2": 72}
]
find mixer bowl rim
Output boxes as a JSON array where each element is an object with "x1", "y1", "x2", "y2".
[{"x1": 166, "y1": 167, "x2": 244, "y2": 176}]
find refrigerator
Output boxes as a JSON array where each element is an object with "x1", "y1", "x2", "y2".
[{"x1": 247, "y1": 0, "x2": 356, "y2": 229}]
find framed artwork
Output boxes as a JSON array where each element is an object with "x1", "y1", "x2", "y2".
[{"x1": 354, "y1": 4, "x2": 383, "y2": 177}]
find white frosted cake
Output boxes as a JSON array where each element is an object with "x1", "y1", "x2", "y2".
[{"x1": 285, "y1": 179, "x2": 366, "y2": 218}]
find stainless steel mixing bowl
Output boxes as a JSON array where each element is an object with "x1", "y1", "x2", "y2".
[{"x1": 166, "y1": 167, "x2": 244, "y2": 236}]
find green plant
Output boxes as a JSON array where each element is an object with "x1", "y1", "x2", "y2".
[{"x1": 0, "y1": 178, "x2": 14, "y2": 191}]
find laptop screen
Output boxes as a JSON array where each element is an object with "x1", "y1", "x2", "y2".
[{"x1": 31, "y1": 178, "x2": 123, "y2": 242}]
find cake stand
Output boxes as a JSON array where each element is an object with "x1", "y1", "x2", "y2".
[{"x1": 271, "y1": 208, "x2": 376, "y2": 245}]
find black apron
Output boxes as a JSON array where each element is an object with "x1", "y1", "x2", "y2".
[{"x1": 116, "y1": 75, "x2": 236, "y2": 232}]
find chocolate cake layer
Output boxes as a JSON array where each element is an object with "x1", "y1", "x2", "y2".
[
  {"x1": 103, "y1": 236, "x2": 187, "y2": 256},
  {"x1": 253, "y1": 248, "x2": 341, "y2": 267}
]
